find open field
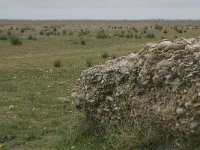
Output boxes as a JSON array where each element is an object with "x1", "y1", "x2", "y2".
[{"x1": 1, "y1": 20, "x2": 200, "y2": 150}]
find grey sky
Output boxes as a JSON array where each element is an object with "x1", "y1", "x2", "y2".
[{"x1": 0, "y1": 0, "x2": 200, "y2": 20}]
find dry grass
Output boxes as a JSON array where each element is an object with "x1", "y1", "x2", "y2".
[{"x1": 1, "y1": 20, "x2": 200, "y2": 149}]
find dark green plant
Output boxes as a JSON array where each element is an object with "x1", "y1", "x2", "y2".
[
  {"x1": 28, "y1": 35, "x2": 33, "y2": 40},
  {"x1": 53, "y1": 59, "x2": 62, "y2": 68},
  {"x1": 85, "y1": 59, "x2": 92, "y2": 68},
  {"x1": 101, "y1": 52, "x2": 109, "y2": 59},
  {"x1": 39, "y1": 31, "x2": 44, "y2": 35},
  {"x1": 96, "y1": 30, "x2": 107, "y2": 39},
  {"x1": 146, "y1": 33, "x2": 155, "y2": 38},
  {"x1": 0, "y1": 34, "x2": 7, "y2": 40},
  {"x1": 80, "y1": 39, "x2": 86, "y2": 45},
  {"x1": 10, "y1": 35, "x2": 22, "y2": 45}
]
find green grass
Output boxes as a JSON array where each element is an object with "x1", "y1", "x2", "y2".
[{"x1": 1, "y1": 20, "x2": 200, "y2": 149}]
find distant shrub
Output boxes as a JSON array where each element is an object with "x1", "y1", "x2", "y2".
[
  {"x1": 134, "y1": 34, "x2": 141, "y2": 39},
  {"x1": 85, "y1": 59, "x2": 92, "y2": 68},
  {"x1": 111, "y1": 54, "x2": 117, "y2": 59},
  {"x1": 78, "y1": 29, "x2": 89, "y2": 37},
  {"x1": 68, "y1": 30, "x2": 74, "y2": 36},
  {"x1": 27, "y1": 35, "x2": 36, "y2": 40},
  {"x1": 80, "y1": 39, "x2": 86, "y2": 45},
  {"x1": 126, "y1": 32, "x2": 133, "y2": 38},
  {"x1": 96, "y1": 30, "x2": 107, "y2": 39},
  {"x1": 161, "y1": 36, "x2": 165, "y2": 39},
  {"x1": 174, "y1": 26, "x2": 183, "y2": 33},
  {"x1": 163, "y1": 30, "x2": 168, "y2": 34},
  {"x1": 101, "y1": 52, "x2": 109, "y2": 59},
  {"x1": 28, "y1": 35, "x2": 33, "y2": 40},
  {"x1": 39, "y1": 31, "x2": 44, "y2": 35},
  {"x1": 53, "y1": 27, "x2": 57, "y2": 32},
  {"x1": 146, "y1": 33, "x2": 155, "y2": 38},
  {"x1": 53, "y1": 59, "x2": 62, "y2": 68},
  {"x1": 62, "y1": 30, "x2": 67, "y2": 35},
  {"x1": 7, "y1": 31, "x2": 11, "y2": 36},
  {"x1": 0, "y1": 35, "x2": 7, "y2": 40},
  {"x1": 10, "y1": 35, "x2": 22, "y2": 45},
  {"x1": 20, "y1": 28, "x2": 25, "y2": 33},
  {"x1": 155, "y1": 24, "x2": 163, "y2": 30}
]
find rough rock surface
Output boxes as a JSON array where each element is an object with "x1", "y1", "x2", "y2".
[{"x1": 71, "y1": 37, "x2": 200, "y2": 134}]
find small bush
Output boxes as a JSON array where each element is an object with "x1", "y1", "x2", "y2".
[
  {"x1": 53, "y1": 59, "x2": 62, "y2": 68},
  {"x1": 39, "y1": 31, "x2": 44, "y2": 35},
  {"x1": 53, "y1": 27, "x2": 57, "y2": 32},
  {"x1": 7, "y1": 31, "x2": 11, "y2": 36},
  {"x1": 0, "y1": 35, "x2": 7, "y2": 40},
  {"x1": 20, "y1": 28, "x2": 25, "y2": 33},
  {"x1": 62, "y1": 30, "x2": 67, "y2": 35},
  {"x1": 68, "y1": 30, "x2": 74, "y2": 36},
  {"x1": 28, "y1": 35, "x2": 33, "y2": 40},
  {"x1": 85, "y1": 59, "x2": 92, "y2": 68},
  {"x1": 163, "y1": 30, "x2": 168, "y2": 34},
  {"x1": 96, "y1": 30, "x2": 107, "y2": 39},
  {"x1": 155, "y1": 24, "x2": 163, "y2": 30},
  {"x1": 80, "y1": 39, "x2": 86, "y2": 45},
  {"x1": 134, "y1": 34, "x2": 141, "y2": 39},
  {"x1": 126, "y1": 32, "x2": 133, "y2": 38},
  {"x1": 146, "y1": 33, "x2": 155, "y2": 38},
  {"x1": 111, "y1": 54, "x2": 117, "y2": 59},
  {"x1": 101, "y1": 52, "x2": 109, "y2": 59},
  {"x1": 10, "y1": 36, "x2": 22, "y2": 45}
]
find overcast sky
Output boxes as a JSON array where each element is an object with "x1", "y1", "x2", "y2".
[{"x1": 0, "y1": 0, "x2": 200, "y2": 20}]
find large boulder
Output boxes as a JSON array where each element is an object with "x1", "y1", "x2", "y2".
[{"x1": 71, "y1": 37, "x2": 200, "y2": 134}]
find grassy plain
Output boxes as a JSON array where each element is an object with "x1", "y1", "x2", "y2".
[{"x1": 1, "y1": 20, "x2": 200, "y2": 149}]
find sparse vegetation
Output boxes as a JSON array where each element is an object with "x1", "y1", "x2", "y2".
[
  {"x1": 1, "y1": 21, "x2": 200, "y2": 150},
  {"x1": 80, "y1": 39, "x2": 86, "y2": 45},
  {"x1": 10, "y1": 35, "x2": 22, "y2": 45},
  {"x1": 146, "y1": 33, "x2": 155, "y2": 38},
  {"x1": 96, "y1": 30, "x2": 107, "y2": 39},
  {"x1": 85, "y1": 58, "x2": 92, "y2": 67},
  {"x1": 0, "y1": 34, "x2": 7, "y2": 40},
  {"x1": 101, "y1": 51, "x2": 109, "y2": 58},
  {"x1": 53, "y1": 59, "x2": 62, "y2": 68}
]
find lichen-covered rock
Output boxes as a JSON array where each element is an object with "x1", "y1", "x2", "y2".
[{"x1": 71, "y1": 37, "x2": 200, "y2": 134}]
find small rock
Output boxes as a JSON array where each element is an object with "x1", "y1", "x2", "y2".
[
  {"x1": 8, "y1": 105, "x2": 15, "y2": 110},
  {"x1": 192, "y1": 94, "x2": 198, "y2": 103},
  {"x1": 190, "y1": 121, "x2": 198, "y2": 130},
  {"x1": 176, "y1": 107, "x2": 186, "y2": 116},
  {"x1": 57, "y1": 97, "x2": 71, "y2": 103},
  {"x1": 152, "y1": 75, "x2": 161, "y2": 84}
]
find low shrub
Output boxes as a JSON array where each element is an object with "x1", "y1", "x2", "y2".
[
  {"x1": 53, "y1": 59, "x2": 62, "y2": 68},
  {"x1": 0, "y1": 34, "x2": 7, "y2": 40},
  {"x1": 101, "y1": 52, "x2": 109, "y2": 59},
  {"x1": 146, "y1": 33, "x2": 155, "y2": 38},
  {"x1": 96, "y1": 30, "x2": 107, "y2": 39},
  {"x1": 10, "y1": 35, "x2": 22, "y2": 45},
  {"x1": 85, "y1": 59, "x2": 92, "y2": 68}
]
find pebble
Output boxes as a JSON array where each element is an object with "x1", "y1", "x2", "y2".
[{"x1": 8, "y1": 105, "x2": 15, "y2": 110}]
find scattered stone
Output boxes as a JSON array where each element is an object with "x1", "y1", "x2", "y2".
[
  {"x1": 57, "y1": 97, "x2": 71, "y2": 103},
  {"x1": 71, "y1": 37, "x2": 200, "y2": 134},
  {"x1": 8, "y1": 105, "x2": 15, "y2": 110},
  {"x1": 190, "y1": 122, "x2": 198, "y2": 130},
  {"x1": 176, "y1": 107, "x2": 186, "y2": 116}
]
